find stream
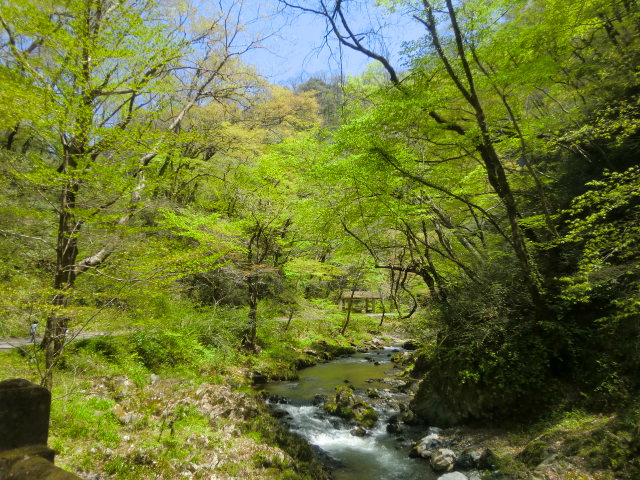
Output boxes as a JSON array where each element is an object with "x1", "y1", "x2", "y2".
[{"x1": 264, "y1": 346, "x2": 437, "y2": 480}]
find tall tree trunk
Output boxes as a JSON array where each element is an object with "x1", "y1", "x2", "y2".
[
  {"x1": 340, "y1": 287, "x2": 357, "y2": 336},
  {"x1": 476, "y1": 141, "x2": 541, "y2": 302},
  {"x1": 243, "y1": 276, "x2": 259, "y2": 349},
  {"x1": 378, "y1": 290, "x2": 386, "y2": 327},
  {"x1": 340, "y1": 268, "x2": 362, "y2": 336},
  {"x1": 422, "y1": 0, "x2": 543, "y2": 303},
  {"x1": 42, "y1": 148, "x2": 80, "y2": 389}
]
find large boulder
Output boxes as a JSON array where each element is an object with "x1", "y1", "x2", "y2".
[
  {"x1": 409, "y1": 432, "x2": 442, "y2": 458},
  {"x1": 410, "y1": 382, "x2": 461, "y2": 427},
  {"x1": 430, "y1": 448, "x2": 456, "y2": 473},
  {"x1": 324, "y1": 385, "x2": 378, "y2": 428},
  {"x1": 402, "y1": 339, "x2": 421, "y2": 350}
]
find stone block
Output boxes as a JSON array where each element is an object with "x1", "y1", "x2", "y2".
[
  {"x1": 7, "y1": 455, "x2": 80, "y2": 479},
  {"x1": 0, "y1": 379, "x2": 51, "y2": 451},
  {"x1": 0, "y1": 445, "x2": 56, "y2": 477}
]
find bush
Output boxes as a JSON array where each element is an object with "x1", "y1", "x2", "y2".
[
  {"x1": 411, "y1": 254, "x2": 555, "y2": 421},
  {"x1": 131, "y1": 330, "x2": 205, "y2": 371}
]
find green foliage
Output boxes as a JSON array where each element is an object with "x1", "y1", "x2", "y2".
[
  {"x1": 559, "y1": 167, "x2": 640, "y2": 309},
  {"x1": 131, "y1": 330, "x2": 206, "y2": 371},
  {"x1": 0, "y1": 1, "x2": 639, "y2": 471}
]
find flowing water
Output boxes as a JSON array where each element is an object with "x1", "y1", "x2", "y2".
[{"x1": 264, "y1": 346, "x2": 436, "y2": 480}]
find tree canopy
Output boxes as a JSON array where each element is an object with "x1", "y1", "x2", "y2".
[{"x1": 1, "y1": 0, "x2": 639, "y2": 425}]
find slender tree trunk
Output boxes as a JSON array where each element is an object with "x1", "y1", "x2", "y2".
[
  {"x1": 340, "y1": 289, "x2": 356, "y2": 336},
  {"x1": 378, "y1": 292, "x2": 386, "y2": 327},
  {"x1": 284, "y1": 308, "x2": 294, "y2": 331},
  {"x1": 428, "y1": 0, "x2": 542, "y2": 303},
  {"x1": 340, "y1": 268, "x2": 362, "y2": 336},
  {"x1": 243, "y1": 276, "x2": 259, "y2": 349},
  {"x1": 477, "y1": 141, "x2": 541, "y2": 302}
]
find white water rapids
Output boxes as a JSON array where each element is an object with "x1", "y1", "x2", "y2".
[{"x1": 265, "y1": 347, "x2": 436, "y2": 480}]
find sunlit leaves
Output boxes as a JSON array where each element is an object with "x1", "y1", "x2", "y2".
[{"x1": 559, "y1": 167, "x2": 640, "y2": 309}]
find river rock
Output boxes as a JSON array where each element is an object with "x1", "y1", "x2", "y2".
[
  {"x1": 430, "y1": 448, "x2": 456, "y2": 472},
  {"x1": 350, "y1": 426, "x2": 367, "y2": 437},
  {"x1": 387, "y1": 422, "x2": 403, "y2": 434},
  {"x1": 400, "y1": 409, "x2": 420, "y2": 425},
  {"x1": 250, "y1": 371, "x2": 268, "y2": 384},
  {"x1": 418, "y1": 432, "x2": 442, "y2": 449},
  {"x1": 295, "y1": 356, "x2": 316, "y2": 369},
  {"x1": 268, "y1": 394, "x2": 289, "y2": 404},
  {"x1": 455, "y1": 447, "x2": 485, "y2": 469},
  {"x1": 386, "y1": 414, "x2": 402, "y2": 434},
  {"x1": 324, "y1": 385, "x2": 379, "y2": 428},
  {"x1": 437, "y1": 473, "x2": 468, "y2": 480},
  {"x1": 366, "y1": 388, "x2": 380, "y2": 398},
  {"x1": 477, "y1": 448, "x2": 498, "y2": 469},
  {"x1": 410, "y1": 384, "x2": 461, "y2": 427},
  {"x1": 409, "y1": 440, "x2": 435, "y2": 459},
  {"x1": 402, "y1": 339, "x2": 420, "y2": 350},
  {"x1": 391, "y1": 351, "x2": 413, "y2": 365},
  {"x1": 312, "y1": 394, "x2": 328, "y2": 405}
]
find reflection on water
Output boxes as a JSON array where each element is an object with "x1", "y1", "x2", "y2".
[{"x1": 265, "y1": 347, "x2": 436, "y2": 480}]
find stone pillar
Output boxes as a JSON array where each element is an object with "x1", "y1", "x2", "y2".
[
  {"x1": 0, "y1": 378, "x2": 81, "y2": 479},
  {"x1": 0, "y1": 379, "x2": 50, "y2": 451}
]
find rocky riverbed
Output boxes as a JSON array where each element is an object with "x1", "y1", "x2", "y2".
[
  {"x1": 262, "y1": 342, "x2": 507, "y2": 480},
  {"x1": 262, "y1": 339, "x2": 624, "y2": 480}
]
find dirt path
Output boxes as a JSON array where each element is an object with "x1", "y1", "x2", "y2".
[{"x1": 0, "y1": 331, "x2": 110, "y2": 351}]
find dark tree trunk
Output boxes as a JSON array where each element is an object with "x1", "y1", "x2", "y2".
[
  {"x1": 285, "y1": 308, "x2": 294, "y2": 331},
  {"x1": 378, "y1": 293, "x2": 386, "y2": 327},
  {"x1": 242, "y1": 276, "x2": 260, "y2": 350},
  {"x1": 42, "y1": 146, "x2": 81, "y2": 390}
]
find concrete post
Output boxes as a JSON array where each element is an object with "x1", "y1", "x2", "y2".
[
  {"x1": 0, "y1": 378, "x2": 81, "y2": 479},
  {"x1": 0, "y1": 379, "x2": 50, "y2": 451}
]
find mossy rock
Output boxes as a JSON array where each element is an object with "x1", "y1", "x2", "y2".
[
  {"x1": 354, "y1": 406, "x2": 379, "y2": 428},
  {"x1": 391, "y1": 351, "x2": 412, "y2": 365},
  {"x1": 294, "y1": 356, "x2": 317, "y2": 369},
  {"x1": 518, "y1": 439, "x2": 552, "y2": 467},
  {"x1": 324, "y1": 385, "x2": 378, "y2": 428},
  {"x1": 312, "y1": 341, "x2": 357, "y2": 358},
  {"x1": 325, "y1": 402, "x2": 355, "y2": 420}
]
